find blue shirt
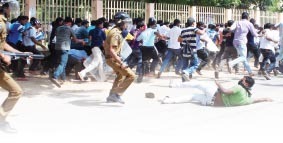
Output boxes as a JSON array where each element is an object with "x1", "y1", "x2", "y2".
[
  {"x1": 7, "y1": 21, "x2": 24, "y2": 44},
  {"x1": 68, "y1": 49, "x2": 88, "y2": 60},
  {"x1": 137, "y1": 28, "x2": 157, "y2": 47},
  {"x1": 87, "y1": 25, "x2": 95, "y2": 33},
  {"x1": 89, "y1": 27, "x2": 106, "y2": 47},
  {"x1": 71, "y1": 26, "x2": 88, "y2": 50}
]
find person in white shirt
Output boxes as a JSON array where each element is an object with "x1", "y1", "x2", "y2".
[
  {"x1": 155, "y1": 21, "x2": 170, "y2": 58},
  {"x1": 259, "y1": 23, "x2": 279, "y2": 80},
  {"x1": 137, "y1": 17, "x2": 162, "y2": 76},
  {"x1": 157, "y1": 19, "x2": 182, "y2": 78},
  {"x1": 195, "y1": 21, "x2": 209, "y2": 75},
  {"x1": 22, "y1": 19, "x2": 46, "y2": 71}
]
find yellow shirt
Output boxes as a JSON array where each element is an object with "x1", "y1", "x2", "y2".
[
  {"x1": 104, "y1": 27, "x2": 123, "y2": 56},
  {"x1": 0, "y1": 15, "x2": 7, "y2": 51}
]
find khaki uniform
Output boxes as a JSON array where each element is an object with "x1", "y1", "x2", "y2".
[
  {"x1": 0, "y1": 15, "x2": 22, "y2": 119},
  {"x1": 104, "y1": 28, "x2": 135, "y2": 96}
]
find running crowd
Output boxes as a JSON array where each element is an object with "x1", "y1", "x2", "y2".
[{"x1": 0, "y1": 1, "x2": 280, "y2": 122}]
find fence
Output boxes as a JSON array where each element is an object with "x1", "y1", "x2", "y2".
[
  {"x1": 103, "y1": 0, "x2": 146, "y2": 21},
  {"x1": 154, "y1": 3, "x2": 191, "y2": 27},
  {"x1": 20, "y1": 0, "x2": 282, "y2": 28}
]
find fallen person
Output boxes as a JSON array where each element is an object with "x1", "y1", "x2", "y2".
[{"x1": 161, "y1": 76, "x2": 272, "y2": 106}]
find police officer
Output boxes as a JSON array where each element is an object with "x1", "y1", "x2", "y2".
[
  {"x1": 0, "y1": 0, "x2": 24, "y2": 121},
  {"x1": 104, "y1": 12, "x2": 135, "y2": 104}
]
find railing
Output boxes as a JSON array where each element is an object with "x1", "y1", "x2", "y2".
[
  {"x1": 196, "y1": 6, "x2": 226, "y2": 24},
  {"x1": 103, "y1": 0, "x2": 146, "y2": 21},
  {"x1": 231, "y1": 9, "x2": 255, "y2": 22},
  {"x1": 36, "y1": 0, "x2": 91, "y2": 25},
  {"x1": 19, "y1": 0, "x2": 281, "y2": 28},
  {"x1": 260, "y1": 11, "x2": 278, "y2": 25},
  {"x1": 154, "y1": 3, "x2": 191, "y2": 27}
]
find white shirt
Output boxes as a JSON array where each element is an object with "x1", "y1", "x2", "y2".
[
  {"x1": 23, "y1": 26, "x2": 37, "y2": 46},
  {"x1": 259, "y1": 29, "x2": 279, "y2": 53},
  {"x1": 167, "y1": 26, "x2": 181, "y2": 49},
  {"x1": 159, "y1": 25, "x2": 170, "y2": 36},
  {"x1": 196, "y1": 34, "x2": 206, "y2": 50}
]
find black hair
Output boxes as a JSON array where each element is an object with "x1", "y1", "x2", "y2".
[
  {"x1": 241, "y1": 12, "x2": 249, "y2": 19},
  {"x1": 157, "y1": 20, "x2": 163, "y2": 26},
  {"x1": 136, "y1": 21, "x2": 145, "y2": 29},
  {"x1": 245, "y1": 76, "x2": 255, "y2": 88},
  {"x1": 95, "y1": 19, "x2": 103, "y2": 27},
  {"x1": 0, "y1": 3, "x2": 9, "y2": 16},
  {"x1": 227, "y1": 20, "x2": 234, "y2": 27},
  {"x1": 90, "y1": 20, "x2": 96, "y2": 26},
  {"x1": 147, "y1": 17, "x2": 156, "y2": 27},
  {"x1": 64, "y1": 16, "x2": 73, "y2": 23},
  {"x1": 74, "y1": 18, "x2": 82, "y2": 24},
  {"x1": 250, "y1": 18, "x2": 256, "y2": 25},
  {"x1": 55, "y1": 17, "x2": 64, "y2": 25},
  {"x1": 238, "y1": 76, "x2": 255, "y2": 97},
  {"x1": 196, "y1": 21, "x2": 205, "y2": 29},
  {"x1": 98, "y1": 17, "x2": 107, "y2": 23},
  {"x1": 103, "y1": 21, "x2": 110, "y2": 29},
  {"x1": 264, "y1": 23, "x2": 272, "y2": 29},
  {"x1": 173, "y1": 19, "x2": 180, "y2": 26}
]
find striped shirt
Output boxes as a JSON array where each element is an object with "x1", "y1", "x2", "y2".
[{"x1": 180, "y1": 27, "x2": 198, "y2": 49}]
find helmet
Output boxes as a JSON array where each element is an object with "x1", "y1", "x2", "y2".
[
  {"x1": 114, "y1": 12, "x2": 131, "y2": 23},
  {"x1": 0, "y1": 0, "x2": 20, "y2": 17},
  {"x1": 113, "y1": 11, "x2": 132, "y2": 31}
]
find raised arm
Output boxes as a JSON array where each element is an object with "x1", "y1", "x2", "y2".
[{"x1": 215, "y1": 80, "x2": 234, "y2": 95}]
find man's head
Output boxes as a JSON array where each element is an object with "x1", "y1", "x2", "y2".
[
  {"x1": 114, "y1": 11, "x2": 132, "y2": 31},
  {"x1": 18, "y1": 15, "x2": 28, "y2": 25},
  {"x1": 227, "y1": 20, "x2": 234, "y2": 27},
  {"x1": 250, "y1": 18, "x2": 256, "y2": 25},
  {"x1": 196, "y1": 21, "x2": 205, "y2": 30},
  {"x1": 81, "y1": 20, "x2": 89, "y2": 28},
  {"x1": 0, "y1": 0, "x2": 20, "y2": 18},
  {"x1": 147, "y1": 17, "x2": 157, "y2": 28},
  {"x1": 74, "y1": 18, "x2": 82, "y2": 26},
  {"x1": 238, "y1": 76, "x2": 255, "y2": 89},
  {"x1": 173, "y1": 19, "x2": 180, "y2": 27},
  {"x1": 241, "y1": 12, "x2": 249, "y2": 20},
  {"x1": 186, "y1": 17, "x2": 195, "y2": 27},
  {"x1": 30, "y1": 18, "x2": 41, "y2": 29},
  {"x1": 64, "y1": 16, "x2": 73, "y2": 26}
]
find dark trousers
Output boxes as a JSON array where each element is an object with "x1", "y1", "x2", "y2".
[
  {"x1": 197, "y1": 48, "x2": 209, "y2": 71},
  {"x1": 140, "y1": 46, "x2": 159, "y2": 74},
  {"x1": 247, "y1": 43, "x2": 260, "y2": 67},
  {"x1": 126, "y1": 48, "x2": 143, "y2": 75},
  {"x1": 66, "y1": 55, "x2": 83, "y2": 79},
  {"x1": 260, "y1": 49, "x2": 276, "y2": 71},
  {"x1": 42, "y1": 43, "x2": 57, "y2": 73}
]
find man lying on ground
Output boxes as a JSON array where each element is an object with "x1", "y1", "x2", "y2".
[{"x1": 161, "y1": 76, "x2": 272, "y2": 106}]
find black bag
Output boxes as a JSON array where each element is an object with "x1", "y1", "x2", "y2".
[{"x1": 182, "y1": 40, "x2": 192, "y2": 58}]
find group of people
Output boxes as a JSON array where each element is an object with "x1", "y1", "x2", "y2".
[{"x1": 0, "y1": 0, "x2": 278, "y2": 123}]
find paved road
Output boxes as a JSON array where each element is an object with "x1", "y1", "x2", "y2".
[{"x1": 0, "y1": 70, "x2": 283, "y2": 143}]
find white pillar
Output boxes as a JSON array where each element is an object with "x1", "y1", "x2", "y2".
[
  {"x1": 225, "y1": 9, "x2": 232, "y2": 22},
  {"x1": 145, "y1": 3, "x2": 154, "y2": 22},
  {"x1": 91, "y1": 0, "x2": 103, "y2": 20},
  {"x1": 254, "y1": 8, "x2": 261, "y2": 26},
  {"x1": 190, "y1": 6, "x2": 197, "y2": 18},
  {"x1": 24, "y1": 0, "x2": 36, "y2": 19}
]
